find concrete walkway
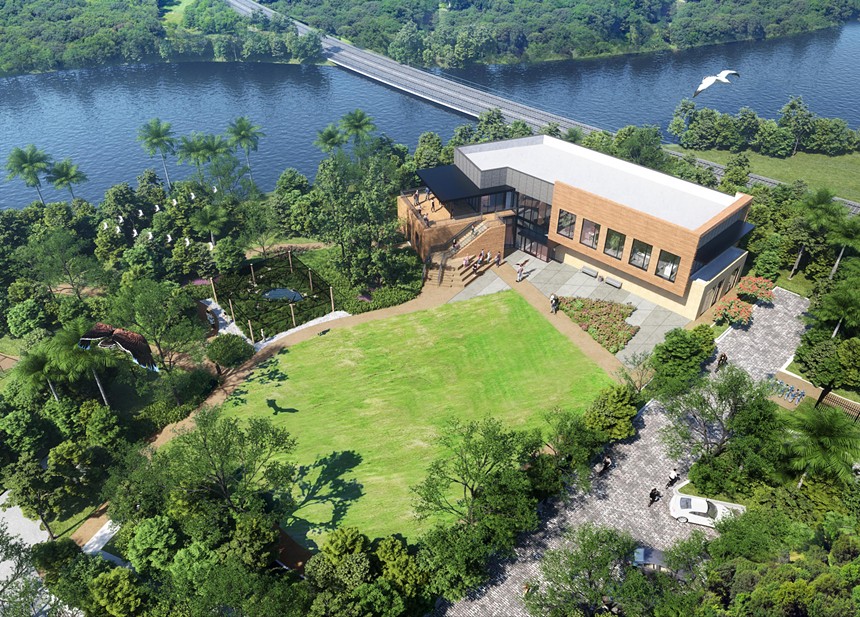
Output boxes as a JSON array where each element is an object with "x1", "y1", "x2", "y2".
[
  {"x1": 502, "y1": 252, "x2": 689, "y2": 364},
  {"x1": 437, "y1": 402, "x2": 711, "y2": 617},
  {"x1": 710, "y1": 287, "x2": 810, "y2": 381}
]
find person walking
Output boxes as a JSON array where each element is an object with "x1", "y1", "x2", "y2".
[
  {"x1": 666, "y1": 468, "x2": 679, "y2": 489},
  {"x1": 648, "y1": 487, "x2": 661, "y2": 507},
  {"x1": 601, "y1": 455, "x2": 612, "y2": 473},
  {"x1": 516, "y1": 263, "x2": 525, "y2": 282},
  {"x1": 494, "y1": 251, "x2": 502, "y2": 267},
  {"x1": 413, "y1": 190, "x2": 419, "y2": 206},
  {"x1": 550, "y1": 294, "x2": 559, "y2": 314},
  {"x1": 716, "y1": 352, "x2": 728, "y2": 372}
]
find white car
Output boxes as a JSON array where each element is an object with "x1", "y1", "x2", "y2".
[{"x1": 669, "y1": 481, "x2": 745, "y2": 528}]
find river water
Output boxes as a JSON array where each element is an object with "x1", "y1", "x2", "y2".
[{"x1": 1, "y1": 21, "x2": 859, "y2": 209}]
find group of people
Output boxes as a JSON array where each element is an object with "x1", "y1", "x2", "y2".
[
  {"x1": 462, "y1": 248, "x2": 502, "y2": 274},
  {"x1": 601, "y1": 457, "x2": 681, "y2": 508}
]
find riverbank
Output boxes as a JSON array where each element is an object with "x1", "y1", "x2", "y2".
[{"x1": 666, "y1": 146, "x2": 860, "y2": 202}]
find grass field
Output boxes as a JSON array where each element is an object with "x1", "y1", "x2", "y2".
[
  {"x1": 222, "y1": 291, "x2": 612, "y2": 546},
  {"x1": 667, "y1": 146, "x2": 860, "y2": 202},
  {"x1": 161, "y1": 0, "x2": 195, "y2": 25}
]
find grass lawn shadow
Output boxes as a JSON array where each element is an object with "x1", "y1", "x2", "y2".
[{"x1": 284, "y1": 450, "x2": 364, "y2": 550}]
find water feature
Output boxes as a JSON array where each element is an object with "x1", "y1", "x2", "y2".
[{"x1": 1, "y1": 22, "x2": 859, "y2": 208}]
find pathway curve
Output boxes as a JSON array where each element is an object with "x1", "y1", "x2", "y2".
[
  {"x1": 437, "y1": 402, "x2": 712, "y2": 617},
  {"x1": 710, "y1": 287, "x2": 810, "y2": 381}
]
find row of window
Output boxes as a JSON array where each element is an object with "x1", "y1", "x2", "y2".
[{"x1": 556, "y1": 210, "x2": 681, "y2": 283}]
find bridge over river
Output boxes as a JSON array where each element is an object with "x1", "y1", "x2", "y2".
[{"x1": 227, "y1": 0, "x2": 859, "y2": 215}]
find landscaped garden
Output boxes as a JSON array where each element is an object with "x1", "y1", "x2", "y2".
[
  {"x1": 221, "y1": 291, "x2": 613, "y2": 545},
  {"x1": 558, "y1": 297, "x2": 639, "y2": 353}
]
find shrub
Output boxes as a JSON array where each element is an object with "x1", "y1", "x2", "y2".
[
  {"x1": 583, "y1": 384, "x2": 639, "y2": 441},
  {"x1": 715, "y1": 298, "x2": 754, "y2": 325},
  {"x1": 737, "y1": 276, "x2": 776, "y2": 303},
  {"x1": 206, "y1": 333, "x2": 255, "y2": 375},
  {"x1": 138, "y1": 400, "x2": 195, "y2": 430},
  {"x1": 7, "y1": 299, "x2": 46, "y2": 338},
  {"x1": 558, "y1": 297, "x2": 639, "y2": 353},
  {"x1": 651, "y1": 326, "x2": 715, "y2": 395},
  {"x1": 754, "y1": 250, "x2": 783, "y2": 281}
]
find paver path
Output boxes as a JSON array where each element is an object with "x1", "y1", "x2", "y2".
[
  {"x1": 710, "y1": 287, "x2": 810, "y2": 381},
  {"x1": 437, "y1": 402, "x2": 713, "y2": 617}
]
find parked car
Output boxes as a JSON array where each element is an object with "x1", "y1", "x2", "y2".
[
  {"x1": 632, "y1": 546, "x2": 672, "y2": 574},
  {"x1": 669, "y1": 481, "x2": 745, "y2": 528}
]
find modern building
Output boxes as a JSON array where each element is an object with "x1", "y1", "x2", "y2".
[{"x1": 401, "y1": 135, "x2": 753, "y2": 319}]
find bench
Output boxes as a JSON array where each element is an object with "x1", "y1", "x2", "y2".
[
  {"x1": 581, "y1": 266, "x2": 599, "y2": 278},
  {"x1": 605, "y1": 277, "x2": 623, "y2": 289}
]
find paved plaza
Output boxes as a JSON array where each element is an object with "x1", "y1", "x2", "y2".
[
  {"x1": 710, "y1": 287, "x2": 810, "y2": 381},
  {"x1": 450, "y1": 251, "x2": 689, "y2": 363},
  {"x1": 437, "y1": 402, "x2": 712, "y2": 617}
]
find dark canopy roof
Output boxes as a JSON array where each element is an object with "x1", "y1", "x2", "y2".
[{"x1": 417, "y1": 165, "x2": 511, "y2": 203}]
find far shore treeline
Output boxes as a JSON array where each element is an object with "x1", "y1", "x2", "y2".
[{"x1": 1, "y1": 0, "x2": 859, "y2": 76}]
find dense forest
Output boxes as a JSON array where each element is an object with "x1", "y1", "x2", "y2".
[
  {"x1": 263, "y1": 0, "x2": 860, "y2": 66},
  {"x1": 1, "y1": 0, "x2": 859, "y2": 75}
]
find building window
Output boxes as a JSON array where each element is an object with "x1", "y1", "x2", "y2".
[
  {"x1": 580, "y1": 219, "x2": 601, "y2": 249},
  {"x1": 557, "y1": 210, "x2": 576, "y2": 239},
  {"x1": 629, "y1": 239, "x2": 652, "y2": 270},
  {"x1": 603, "y1": 229, "x2": 626, "y2": 260},
  {"x1": 656, "y1": 250, "x2": 681, "y2": 282}
]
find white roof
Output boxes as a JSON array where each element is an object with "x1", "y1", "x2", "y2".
[{"x1": 459, "y1": 136, "x2": 738, "y2": 230}]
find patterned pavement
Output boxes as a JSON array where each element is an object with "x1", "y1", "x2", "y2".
[
  {"x1": 709, "y1": 287, "x2": 810, "y2": 381},
  {"x1": 437, "y1": 402, "x2": 713, "y2": 617},
  {"x1": 471, "y1": 251, "x2": 690, "y2": 364}
]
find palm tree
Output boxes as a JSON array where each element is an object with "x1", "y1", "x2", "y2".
[
  {"x1": 191, "y1": 203, "x2": 229, "y2": 244},
  {"x1": 46, "y1": 158, "x2": 88, "y2": 200},
  {"x1": 137, "y1": 118, "x2": 177, "y2": 190},
  {"x1": 177, "y1": 133, "x2": 208, "y2": 180},
  {"x1": 815, "y1": 281, "x2": 860, "y2": 338},
  {"x1": 45, "y1": 321, "x2": 117, "y2": 408},
  {"x1": 314, "y1": 123, "x2": 347, "y2": 153},
  {"x1": 828, "y1": 214, "x2": 860, "y2": 279},
  {"x1": 789, "y1": 189, "x2": 844, "y2": 279},
  {"x1": 201, "y1": 134, "x2": 230, "y2": 165},
  {"x1": 6, "y1": 145, "x2": 51, "y2": 205},
  {"x1": 785, "y1": 406, "x2": 860, "y2": 488},
  {"x1": 339, "y1": 109, "x2": 376, "y2": 144},
  {"x1": 226, "y1": 116, "x2": 265, "y2": 182},
  {"x1": 15, "y1": 347, "x2": 61, "y2": 402}
]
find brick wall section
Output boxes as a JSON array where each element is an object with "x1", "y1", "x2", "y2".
[
  {"x1": 397, "y1": 197, "x2": 477, "y2": 261},
  {"x1": 454, "y1": 222, "x2": 507, "y2": 262}
]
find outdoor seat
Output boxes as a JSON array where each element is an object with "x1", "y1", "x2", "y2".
[
  {"x1": 581, "y1": 266, "x2": 599, "y2": 278},
  {"x1": 605, "y1": 277, "x2": 622, "y2": 289}
]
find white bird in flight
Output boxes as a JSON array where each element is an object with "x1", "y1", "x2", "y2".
[
  {"x1": 154, "y1": 204, "x2": 160, "y2": 212},
  {"x1": 147, "y1": 232, "x2": 153, "y2": 241},
  {"x1": 132, "y1": 228, "x2": 138, "y2": 238},
  {"x1": 172, "y1": 199, "x2": 177, "y2": 206},
  {"x1": 208, "y1": 241, "x2": 214, "y2": 251},
  {"x1": 137, "y1": 209, "x2": 144, "y2": 218},
  {"x1": 184, "y1": 237, "x2": 190, "y2": 247},
  {"x1": 117, "y1": 215, "x2": 123, "y2": 224},
  {"x1": 166, "y1": 234, "x2": 172, "y2": 244},
  {"x1": 212, "y1": 186, "x2": 218, "y2": 193},
  {"x1": 115, "y1": 226, "x2": 121, "y2": 234},
  {"x1": 190, "y1": 192, "x2": 195, "y2": 200},
  {"x1": 102, "y1": 221, "x2": 108, "y2": 230},
  {"x1": 693, "y1": 70, "x2": 740, "y2": 97}
]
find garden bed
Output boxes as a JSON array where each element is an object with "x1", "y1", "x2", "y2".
[{"x1": 558, "y1": 297, "x2": 639, "y2": 353}]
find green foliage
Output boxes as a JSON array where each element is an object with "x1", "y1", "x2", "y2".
[
  {"x1": 784, "y1": 405, "x2": 860, "y2": 487},
  {"x1": 710, "y1": 508, "x2": 810, "y2": 564},
  {"x1": 583, "y1": 384, "x2": 638, "y2": 441},
  {"x1": 321, "y1": 527, "x2": 370, "y2": 565},
  {"x1": 650, "y1": 326, "x2": 714, "y2": 396},
  {"x1": 418, "y1": 524, "x2": 496, "y2": 601},
  {"x1": 206, "y1": 333, "x2": 255, "y2": 374},
  {"x1": 90, "y1": 567, "x2": 147, "y2": 617},
  {"x1": 6, "y1": 299, "x2": 46, "y2": 339},
  {"x1": 126, "y1": 515, "x2": 178, "y2": 574},
  {"x1": 754, "y1": 249, "x2": 783, "y2": 280},
  {"x1": 525, "y1": 523, "x2": 638, "y2": 617}
]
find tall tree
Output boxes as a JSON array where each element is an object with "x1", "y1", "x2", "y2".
[
  {"x1": 6, "y1": 145, "x2": 51, "y2": 205},
  {"x1": 226, "y1": 116, "x2": 265, "y2": 182},
  {"x1": 19, "y1": 228, "x2": 95, "y2": 301},
  {"x1": 524, "y1": 523, "x2": 638, "y2": 617},
  {"x1": 45, "y1": 158, "x2": 87, "y2": 200},
  {"x1": 778, "y1": 96, "x2": 816, "y2": 156},
  {"x1": 828, "y1": 214, "x2": 860, "y2": 279},
  {"x1": 339, "y1": 109, "x2": 376, "y2": 145},
  {"x1": 165, "y1": 407, "x2": 297, "y2": 514},
  {"x1": 45, "y1": 320, "x2": 117, "y2": 408},
  {"x1": 15, "y1": 346, "x2": 61, "y2": 402},
  {"x1": 191, "y1": 203, "x2": 230, "y2": 245},
  {"x1": 815, "y1": 281, "x2": 860, "y2": 338},
  {"x1": 1, "y1": 460, "x2": 63, "y2": 540},
  {"x1": 137, "y1": 118, "x2": 176, "y2": 190},
  {"x1": 788, "y1": 189, "x2": 844, "y2": 279},
  {"x1": 177, "y1": 133, "x2": 209, "y2": 180},
  {"x1": 785, "y1": 405, "x2": 860, "y2": 488},
  {"x1": 314, "y1": 123, "x2": 347, "y2": 152},
  {"x1": 201, "y1": 134, "x2": 231, "y2": 168}
]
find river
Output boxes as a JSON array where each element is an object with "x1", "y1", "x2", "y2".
[{"x1": 1, "y1": 21, "x2": 859, "y2": 209}]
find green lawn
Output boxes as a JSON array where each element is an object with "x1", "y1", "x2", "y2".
[
  {"x1": 161, "y1": 0, "x2": 194, "y2": 24},
  {"x1": 222, "y1": 291, "x2": 612, "y2": 546},
  {"x1": 0, "y1": 335, "x2": 23, "y2": 357},
  {"x1": 666, "y1": 146, "x2": 860, "y2": 202}
]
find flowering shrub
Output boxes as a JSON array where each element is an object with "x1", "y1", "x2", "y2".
[
  {"x1": 559, "y1": 297, "x2": 639, "y2": 353},
  {"x1": 714, "y1": 298, "x2": 754, "y2": 325},
  {"x1": 736, "y1": 276, "x2": 775, "y2": 303}
]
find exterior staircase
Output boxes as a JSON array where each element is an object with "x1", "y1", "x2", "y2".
[{"x1": 429, "y1": 220, "x2": 502, "y2": 287}]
